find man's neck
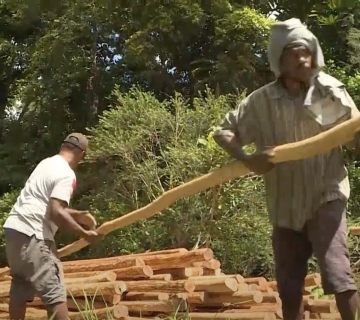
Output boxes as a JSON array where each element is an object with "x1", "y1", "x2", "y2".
[
  {"x1": 58, "y1": 152, "x2": 77, "y2": 170},
  {"x1": 280, "y1": 77, "x2": 310, "y2": 97}
]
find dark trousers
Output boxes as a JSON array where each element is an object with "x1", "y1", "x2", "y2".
[{"x1": 272, "y1": 199, "x2": 357, "y2": 319}]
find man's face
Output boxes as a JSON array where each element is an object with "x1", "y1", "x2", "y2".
[
  {"x1": 78, "y1": 150, "x2": 86, "y2": 162},
  {"x1": 280, "y1": 45, "x2": 313, "y2": 82},
  {"x1": 73, "y1": 148, "x2": 86, "y2": 167}
]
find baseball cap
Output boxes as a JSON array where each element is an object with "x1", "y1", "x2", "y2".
[{"x1": 63, "y1": 132, "x2": 89, "y2": 152}]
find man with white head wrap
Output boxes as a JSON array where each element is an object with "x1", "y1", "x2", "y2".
[{"x1": 213, "y1": 18, "x2": 360, "y2": 320}]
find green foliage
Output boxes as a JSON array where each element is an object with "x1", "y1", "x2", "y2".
[
  {"x1": 324, "y1": 59, "x2": 360, "y2": 102},
  {"x1": 191, "y1": 6, "x2": 273, "y2": 95}
]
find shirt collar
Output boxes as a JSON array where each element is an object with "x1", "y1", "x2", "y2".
[{"x1": 268, "y1": 72, "x2": 341, "y2": 100}]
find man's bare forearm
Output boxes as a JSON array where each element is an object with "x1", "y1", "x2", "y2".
[
  {"x1": 213, "y1": 134, "x2": 249, "y2": 162},
  {"x1": 65, "y1": 208, "x2": 87, "y2": 217},
  {"x1": 52, "y1": 209, "x2": 87, "y2": 237},
  {"x1": 49, "y1": 202, "x2": 87, "y2": 237}
]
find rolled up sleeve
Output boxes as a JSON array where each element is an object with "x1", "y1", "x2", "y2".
[{"x1": 213, "y1": 96, "x2": 256, "y2": 146}]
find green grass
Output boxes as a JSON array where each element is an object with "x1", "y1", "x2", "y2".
[
  {"x1": 67, "y1": 290, "x2": 192, "y2": 320},
  {"x1": 67, "y1": 290, "x2": 256, "y2": 320}
]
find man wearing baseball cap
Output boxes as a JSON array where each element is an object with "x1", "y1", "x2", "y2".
[{"x1": 3, "y1": 132, "x2": 100, "y2": 320}]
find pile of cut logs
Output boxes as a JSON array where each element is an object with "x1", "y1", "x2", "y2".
[{"x1": 0, "y1": 248, "x2": 340, "y2": 319}]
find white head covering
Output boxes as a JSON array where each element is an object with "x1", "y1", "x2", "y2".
[
  {"x1": 267, "y1": 18, "x2": 325, "y2": 78},
  {"x1": 267, "y1": 18, "x2": 352, "y2": 127}
]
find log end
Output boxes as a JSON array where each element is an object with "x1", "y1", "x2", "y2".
[
  {"x1": 184, "y1": 280, "x2": 195, "y2": 293},
  {"x1": 113, "y1": 304, "x2": 129, "y2": 318},
  {"x1": 267, "y1": 286, "x2": 274, "y2": 293},
  {"x1": 135, "y1": 258, "x2": 145, "y2": 267},
  {"x1": 112, "y1": 294, "x2": 122, "y2": 305},
  {"x1": 143, "y1": 265, "x2": 153, "y2": 277},
  {"x1": 151, "y1": 274, "x2": 172, "y2": 281},
  {"x1": 0, "y1": 267, "x2": 10, "y2": 277},
  {"x1": 248, "y1": 283, "x2": 259, "y2": 291},
  {"x1": 107, "y1": 271, "x2": 117, "y2": 282},
  {"x1": 203, "y1": 248, "x2": 214, "y2": 261},
  {"x1": 187, "y1": 292, "x2": 206, "y2": 304},
  {"x1": 225, "y1": 278, "x2": 238, "y2": 292},
  {"x1": 163, "y1": 274, "x2": 172, "y2": 281},
  {"x1": 303, "y1": 296, "x2": 314, "y2": 306},
  {"x1": 210, "y1": 260, "x2": 221, "y2": 269},
  {"x1": 267, "y1": 280, "x2": 278, "y2": 291},
  {"x1": 253, "y1": 291, "x2": 263, "y2": 304},
  {"x1": 117, "y1": 281, "x2": 127, "y2": 293},
  {"x1": 235, "y1": 275, "x2": 244, "y2": 284},
  {"x1": 185, "y1": 267, "x2": 204, "y2": 278}
]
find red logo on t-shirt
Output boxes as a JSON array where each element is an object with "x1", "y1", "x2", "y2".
[{"x1": 72, "y1": 178, "x2": 76, "y2": 190}]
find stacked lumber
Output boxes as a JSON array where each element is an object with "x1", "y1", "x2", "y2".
[{"x1": 0, "y1": 248, "x2": 340, "y2": 320}]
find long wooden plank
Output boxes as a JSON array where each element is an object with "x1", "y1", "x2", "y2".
[{"x1": 57, "y1": 115, "x2": 360, "y2": 258}]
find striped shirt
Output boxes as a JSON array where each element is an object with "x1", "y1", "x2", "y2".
[{"x1": 213, "y1": 72, "x2": 359, "y2": 231}]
